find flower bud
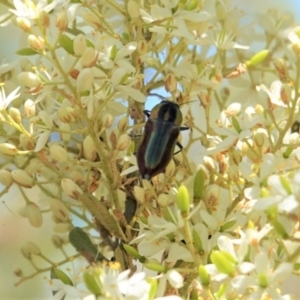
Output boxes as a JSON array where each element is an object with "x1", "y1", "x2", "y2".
[
  {"x1": 57, "y1": 106, "x2": 77, "y2": 123},
  {"x1": 21, "y1": 241, "x2": 41, "y2": 259},
  {"x1": 49, "y1": 144, "x2": 68, "y2": 162},
  {"x1": 61, "y1": 178, "x2": 82, "y2": 199},
  {"x1": 210, "y1": 251, "x2": 236, "y2": 276},
  {"x1": 116, "y1": 134, "x2": 131, "y2": 151},
  {"x1": 83, "y1": 271, "x2": 102, "y2": 295},
  {"x1": 16, "y1": 17, "x2": 31, "y2": 31},
  {"x1": 144, "y1": 259, "x2": 167, "y2": 273},
  {"x1": 273, "y1": 58, "x2": 288, "y2": 81},
  {"x1": 76, "y1": 68, "x2": 94, "y2": 91},
  {"x1": 133, "y1": 185, "x2": 145, "y2": 203},
  {"x1": 83, "y1": 136, "x2": 97, "y2": 161},
  {"x1": 227, "y1": 165, "x2": 239, "y2": 182},
  {"x1": 165, "y1": 159, "x2": 175, "y2": 177},
  {"x1": 255, "y1": 104, "x2": 264, "y2": 114},
  {"x1": 253, "y1": 132, "x2": 265, "y2": 148},
  {"x1": 194, "y1": 168, "x2": 205, "y2": 199},
  {"x1": 25, "y1": 202, "x2": 43, "y2": 227},
  {"x1": 123, "y1": 244, "x2": 144, "y2": 260},
  {"x1": 52, "y1": 268, "x2": 73, "y2": 285},
  {"x1": 102, "y1": 113, "x2": 113, "y2": 128},
  {"x1": 281, "y1": 83, "x2": 292, "y2": 105},
  {"x1": 117, "y1": 115, "x2": 128, "y2": 132},
  {"x1": 203, "y1": 156, "x2": 216, "y2": 172},
  {"x1": 28, "y1": 34, "x2": 45, "y2": 52},
  {"x1": 49, "y1": 199, "x2": 69, "y2": 222},
  {"x1": 24, "y1": 99, "x2": 36, "y2": 117},
  {"x1": 176, "y1": 185, "x2": 190, "y2": 216},
  {"x1": 0, "y1": 169, "x2": 12, "y2": 186},
  {"x1": 9, "y1": 107, "x2": 21, "y2": 123},
  {"x1": 157, "y1": 193, "x2": 169, "y2": 207},
  {"x1": 56, "y1": 11, "x2": 68, "y2": 31},
  {"x1": 19, "y1": 134, "x2": 35, "y2": 150},
  {"x1": 80, "y1": 48, "x2": 98, "y2": 68},
  {"x1": 11, "y1": 169, "x2": 34, "y2": 188},
  {"x1": 51, "y1": 234, "x2": 66, "y2": 248},
  {"x1": 38, "y1": 10, "x2": 49, "y2": 28},
  {"x1": 17, "y1": 72, "x2": 41, "y2": 88},
  {"x1": 82, "y1": 12, "x2": 101, "y2": 29},
  {"x1": 246, "y1": 50, "x2": 269, "y2": 67},
  {"x1": 73, "y1": 34, "x2": 86, "y2": 56},
  {"x1": 53, "y1": 223, "x2": 72, "y2": 233},
  {"x1": 127, "y1": 0, "x2": 140, "y2": 19},
  {"x1": 165, "y1": 73, "x2": 177, "y2": 93},
  {"x1": 292, "y1": 42, "x2": 300, "y2": 56},
  {"x1": 224, "y1": 103, "x2": 241, "y2": 117},
  {"x1": 0, "y1": 143, "x2": 18, "y2": 156},
  {"x1": 198, "y1": 265, "x2": 210, "y2": 287}
]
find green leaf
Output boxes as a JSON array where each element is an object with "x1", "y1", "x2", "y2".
[
  {"x1": 59, "y1": 35, "x2": 74, "y2": 54},
  {"x1": 193, "y1": 169, "x2": 205, "y2": 199},
  {"x1": 51, "y1": 268, "x2": 73, "y2": 285},
  {"x1": 16, "y1": 48, "x2": 38, "y2": 56}
]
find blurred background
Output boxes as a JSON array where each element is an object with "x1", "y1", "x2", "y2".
[{"x1": 0, "y1": 0, "x2": 299, "y2": 299}]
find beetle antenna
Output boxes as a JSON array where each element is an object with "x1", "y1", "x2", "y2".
[{"x1": 148, "y1": 93, "x2": 167, "y2": 101}]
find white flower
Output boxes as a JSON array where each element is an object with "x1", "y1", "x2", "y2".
[{"x1": 0, "y1": 85, "x2": 20, "y2": 111}]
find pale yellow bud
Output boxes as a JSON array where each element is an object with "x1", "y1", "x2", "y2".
[
  {"x1": 127, "y1": 0, "x2": 140, "y2": 18},
  {"x1": 228, "y1": 165, "x2": 240, "y2": 182},
  {"x1": 28, "y1": 34, "x2": 44, "y2": 52},
  {"x1": 24, "y1": 99, "x2": 36, "y2": 117},
  {"x1": 9, "y1": 107, "x2": 21, "y2": 123},
  {"x1": 224, "y1": 103, "x2": 241, "y2": 117},
  {"x1": 56, "y1": 11, "x2": 68, "y2": 31},
  {"x1": 49, "y1": 144, "x2": 68, "y2": 162},
  {"x1": 203, "y1": 156, "x2": 216, "y2": 172},
  {"x1": 21, "y1": 241, "x2": 41, "y2": 259},
  {"x1": 102, "y1": 113, "x2": 113, "y2": 128},
  {"x1": 57, "y1": 107, "x2": 77, "y2": 123},
  {"x1": 11, "y1": 169, "x2": 34, "y2": 188},
  {"x1": 76, "y1": 68, "x2": 94, "y2": 91},
  {"x1": 49, "y1": 199, "x2": 69, "y2": 223},
  {"x1": 73, "y1": 34, "x2": 87, "y2": 56},
  {"x1": 81, "y1": 12, "x2": 101, "y2": 29},
  {"x1": 83, "y1": 136, "x2": 97, "y2": 161},
  {"x1": 19, "y1": 134, "x2": 35, "y2": 150},
  {"x1": 25, "y1": 203, "x2": 43, "y2": 227},
  {"x1": 292, "y1": 42, "x2": 300, "y2": 56},
  {"x1": 165, "y1": 159, "x2": 175, "y2": 177},
  {"x1": 255, "y1": 104, "x2": 264, "y2": 114},
  {"x1": 253, "y1": 132, "x2": 265, "y2": 148},
  {"x1": 165, "y1": 73, "x2": 177, "y2": 93},
  {"x1": 16, "y1": 17, "x2": 31, "y2": 31},
  {"x1": 51, "y1": 234, "x2": 66, "y2": 248},
  {"x1": 80, "y1": 47, "x2": 98, "y2": 68},
  {"x1": 134, "y1": 186, "x2": 145, "y2": 203},
  {"x1": 116, "y1": 134, "x2": 131, "y2": 151},
  {"x1": 118, "y1": 115, "x2": 128, "y2": 132},
  {"x1": 17, "y1": 72, "x2": 41, "y2": 88},
  {"x1": 0, "y1": 169, "x2": 12, "y2": 186},
  {"x1": 231, "y1": 149, "x2": 242, "y2": 165},
  {"x1": 61, "y1": 178, "x2": 82, "y2": 199},
  {"x1": 157, "y1": 193, "x2": 169, "y2": 207},
  {"x1": 205, "y1": 184, "x2": 220, "y2": 202},
  {"x1": 38, "y1": 10, "x2": 49, "y2": 28},
  {"x1": 0, "y1": 143, "x2": 18, "y2": 156}
]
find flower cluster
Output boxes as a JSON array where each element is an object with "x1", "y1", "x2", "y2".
[{"x1": 0, "y1": 0, "x2": 300, "y2": 299}]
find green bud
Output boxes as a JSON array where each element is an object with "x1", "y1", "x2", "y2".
[
  {"x1": 83, "y1": 271, "x2": 102, "y2": 296},
  {"x1": 272, "y1": 220, "x2": 288, "y2": 239},
  {"x1": 110, "y1": 44, "x2": 118, "y2": 60},
  {"x1": 283, "y1": 146, "x2": 294, "y2": 158},
  {"x1": 279, "y1": 176, "x2": 292, "y2": 195},
  {"x1": 258, "y1": 273, "x2": 268, "y2": 288},
  {"x1": 16, "y1": 48, "x2": 38, "y2": 56},
  {"x1": 215, "y1": 283, "x2": 228, "y2": 299},
  {"x1": 231, "y1": 116, "x2": 242, "y2": 133},
  {"x1": 246, "y1": 50, "x2": 269, "y2": 67},
  {"x1": 144, "y1": 260, "x2": 167, "y2": 273},
  {"x1": 123, "y1": 244, "x2": 144, "y2": 261},
  {"x1": 220, "y1": 220, "x2": 236, "y2": 232},
  {"x1": 194, "y1": 169, "x2": 205, "y2": 199},
  {"x1": 210, "y1": 251, "x2": 236, "y2": 276},
  {"x1": 192, "y1": 229, "x2": 203, "y2": 253},
  {"x1": 147, "y1": 278, "x2": 157, "y2": 300},
  {"x1": 59, "y1": 35, "x2": 74, "y2": 54},
  {"x1": 198, "y1": 265, "x2": 210, "y2": 286},
  {"x1": 266, "y1": 205, "x2": 278, "y2": 221},
  {"x1": 185, "y1": 0, "x2": 198, "y2": 10},
  {"x1": 51, "y1": 268, "x2": 72, "y2": 285},
  {"x1": 260, "y1": 187, "x2": 269, "y2": 198},
  {"x1": 176, "y1": 185, "x2": 190, "y2": 216}
]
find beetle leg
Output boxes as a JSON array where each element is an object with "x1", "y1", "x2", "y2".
[
  {"x1": 180, "y1": 126, "x2": 189, "y2": 131},
  {"x1": 143, "y1": 110, "x2": 151, "y2": 118},
  {"x1": 174, "y1": 141, "x2": 183, "y2": 155}
]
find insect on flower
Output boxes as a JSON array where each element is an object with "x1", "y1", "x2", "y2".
[{"x1": 137, "y1": 98, "x2": 188, "y2": 179}]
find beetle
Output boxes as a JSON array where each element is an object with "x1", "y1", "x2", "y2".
[{"x1": 136, "y1": 100, "x2": 188, "y2": 179}]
